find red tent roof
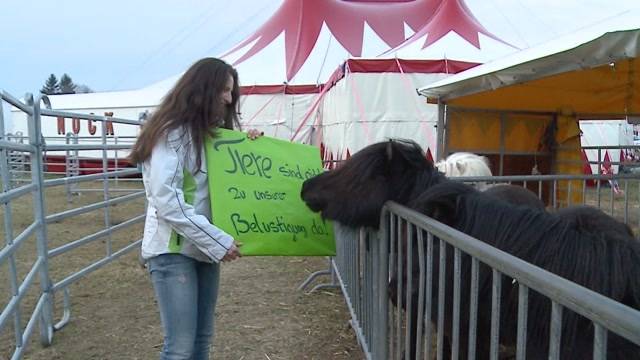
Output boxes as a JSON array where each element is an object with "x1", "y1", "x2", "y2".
[{"x1": 223, "y1": 0, "x2": 512, "y2": 82}]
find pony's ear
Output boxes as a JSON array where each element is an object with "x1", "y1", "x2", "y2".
[
  {"x1": 423, "y1": 196, "x2": 458, "y2": 225},
  {"x1": 411, "y1": 192, "x2": 458, "y2": 225},
  {"x1": 385, "y1": 140, "x2": 414, "y2": 174},
  {"x1": 411, "y1": 182, "x2": 474, "y2": 225},
  {"x1": 387, "y1": 140, "x2": 429, "y2": 173}
]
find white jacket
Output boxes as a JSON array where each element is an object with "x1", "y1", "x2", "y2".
[{"x1": 141, "y1": 128, "x2": 234, "y2": 263}]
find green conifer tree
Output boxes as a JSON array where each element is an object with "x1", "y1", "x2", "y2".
[
  {"x1": 40, "y1": 74, "x2": 59, "y2": 95},
  {"x1": 59, "y1": 73, "x2": 77, "y2": 94}
]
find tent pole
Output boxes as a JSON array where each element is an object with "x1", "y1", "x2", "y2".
[
  {"x1": 436, "y1": 101, "x2": 446, "y2": 160},
  {"x1": 499, "y1": 112, "x2": 506, "y2": 176}
]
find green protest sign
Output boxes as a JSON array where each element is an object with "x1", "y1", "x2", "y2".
[{"x1": 205, "y1": 129, "x2": 335, "y2": 256}]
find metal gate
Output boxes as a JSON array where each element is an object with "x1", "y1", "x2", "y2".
[{"x1": 0, "y1": 91, "x2": 145, "y2": 359}]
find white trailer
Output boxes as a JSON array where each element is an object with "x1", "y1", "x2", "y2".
[{"x1": 579, "y1": 119, "x2": 635, "y2": 175}]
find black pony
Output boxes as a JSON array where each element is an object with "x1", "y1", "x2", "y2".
[
  {"x1": 411, "y1": 181, "x2": 640, "y2": 359},
  {"x1": 301, "y1": 139, "x2": 640, "y2": 359},
  {"x1": 302, "y1": 140, "x2": 444, "y2": 228},
  {"x1": 301, "y1": 140, "x2": 543, "y2": 228}
]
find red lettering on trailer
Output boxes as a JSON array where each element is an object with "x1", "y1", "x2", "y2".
[
  {"x1": 57, "y1": 117, "x2": 65, "y2": 134},
  {"x1": 53, "y1": 113, "x2": 116, "y2": 136},
  {"x1": 72, "y1": 118, "x2": 81, "y2": 134},
  {"x1": 87, "y1": 120, "x2": 97, "y2": 135},
  {"x1": 105, "y1": 121, "x2": 115, "y2": 135},
  {"x1": 87, "y1": 113, "x2": 97, "y2": 135},
  {"x1": 104, "y1": 112, "x2": 115, "y2": 135}
]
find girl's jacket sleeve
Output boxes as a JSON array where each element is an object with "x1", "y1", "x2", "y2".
[{"x1": 144, "y1": 134, "x2": 233, "y2": 262}]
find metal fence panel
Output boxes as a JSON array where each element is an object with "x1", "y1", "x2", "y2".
[
  {"x1": 328, "y1": 173, "x2": 640, "y2": 359},
  {"x1": 0, "y1": 92, "x2": 144, "y2": 359}
]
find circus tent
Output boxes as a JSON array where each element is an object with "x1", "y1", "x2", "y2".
[
  {"x1": 13, "y1": 0, "x2": 518, "y2": 161},
  {"x1": 146, "y1": 0, "x2": 518, "y2": 163}
]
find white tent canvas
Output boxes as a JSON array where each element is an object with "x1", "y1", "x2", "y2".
[{"x1": 315, "y1": 62, "x2": 464, "y2": 163}]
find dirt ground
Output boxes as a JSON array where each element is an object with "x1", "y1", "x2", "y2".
[
  {"x1": 3, "y1": 175, "x2": 637, "y2": 360},
  {"x1": 0, "y1": 180, "x2": 365, "y2": 360}
]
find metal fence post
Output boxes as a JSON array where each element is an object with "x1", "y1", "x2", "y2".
[
  {"x1": 101, "y1": 118, "x2": 113, "y2": 256},
  {"x1": 1, "y1": 90, "x2": 24, "y2": 350},
  {"x1": 28, "y1": 94, "x2": 54, "y2": 345},
  {"x1": 372, "y1": 209, "x2": 390, "y2": 359}
]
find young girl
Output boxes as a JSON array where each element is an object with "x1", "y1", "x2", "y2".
[{"x1": 129, "y1": 57, "x2": 259, "y2": 359}]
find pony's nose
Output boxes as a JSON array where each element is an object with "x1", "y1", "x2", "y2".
[{"x1": 300, "y1": 180, "x2": 326, "y2": 212}]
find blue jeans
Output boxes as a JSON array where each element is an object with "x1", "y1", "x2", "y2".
[{"x1": 148, "y1": 254, "x2": 221, "y2": 360}]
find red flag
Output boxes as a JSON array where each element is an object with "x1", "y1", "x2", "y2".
[{"x1": 425, "y1": 148, "x2": 434, "y2": 163}]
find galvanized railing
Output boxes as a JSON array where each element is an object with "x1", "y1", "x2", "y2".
[
  {"x1": 326, "y1": 174, "x2": 640, "y2": 359},
  {"x1": 381, "y1": 202, "x2": 640, "y2": 359},
  {"x1": 0, "y1": 91, "x2": 145, "y2": 359},
  {"x1": 0, "y1": 91, "x2": 54, "y2": 360}
]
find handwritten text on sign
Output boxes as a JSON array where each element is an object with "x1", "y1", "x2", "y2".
[{"x1": 206, "y1": 129, "x2": 335, "y2": 256}]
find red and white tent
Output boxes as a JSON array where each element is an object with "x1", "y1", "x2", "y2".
[
  {"x1": 197, "y1": 0, "x2": 516, "y2": 163},
  {"x1": 12, "y1": 0, "x2": 517, "y2": 161}
]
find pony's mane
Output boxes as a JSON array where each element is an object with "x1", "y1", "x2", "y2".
[
  {"x1": 388, "y1": 139, "x2": 430, "y2": 165},
  {"x1": 418, "y1": 181, "x2": 640, "y2": 300},
  {"x1": 331, "y1": 140, "x2": 429, "y2": 188},
  {"x1": 457, "y1": 192, "x2": 570, "y2": 262},
  {"x1": 464, "y1": 190, "x2": 637, "y2": 286},
  {"x1": 340, "y1": 139, "x2": 446, "y2": 201},
  {"x1": 387, "y1": 140, "x2": 447, "y2": 205}
]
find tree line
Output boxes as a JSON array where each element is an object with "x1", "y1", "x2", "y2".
[{"x1": 40, "y1": 73, "x2": 93, "y2": 95}]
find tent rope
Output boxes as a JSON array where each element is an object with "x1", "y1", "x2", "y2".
[
  {"x1": 345, "y1": 63, "x2": 373, "y2": 145},
  {"x1": 243, "y1": 89, "x2": 282, "y2": 126},
  {"x1": 394, "y1": 58, "x2": 436, "y2": 153}
]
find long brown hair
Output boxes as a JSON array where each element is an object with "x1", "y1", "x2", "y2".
[{"x1": 128, "y1": 57, "x2": 241, "y2": 168}]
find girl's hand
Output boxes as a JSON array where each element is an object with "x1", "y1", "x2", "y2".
[
  {"x1": 222, "y1": 242, "x2": 242, "y2": 262},
  {"x1": 247, "y1": 128, "x2": 263, "y2": 140}
]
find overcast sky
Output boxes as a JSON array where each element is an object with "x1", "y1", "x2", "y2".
[{"x1": 1, "y1": 0, "x2": 638, "y2": 97}]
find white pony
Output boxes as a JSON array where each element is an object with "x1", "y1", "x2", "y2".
[
  {"x1": 435, "y1": 152, "x2": 493, "y2": 190},
  {"x1": 435, "y1": 152, "x2": 548, "y2": 209}
]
